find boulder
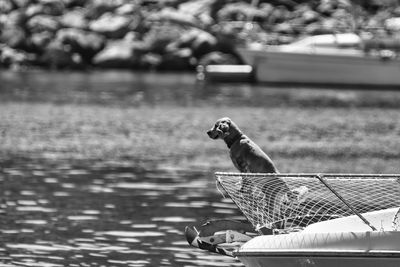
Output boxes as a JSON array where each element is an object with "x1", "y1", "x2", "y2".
[
  {"x1": 60, "y1": 8, "x2": 88, "y2": 29},
  {"x1": 169, "y1": 29, "x2": 217, "y2": 59},
  {"x1": 140, "y1": 53, "x2": 162, "y2": 69},
  {"x1": 0, "y1": 46, "x2": 34, "y2": 69},
  {"x1": 25, "y1": 0, "x2": 65, "y2": 17},
  {"x1": 0, "y1": 0, "x2": 14, "y2": 13},
  {"x1": 56, "y1": 28, "x2": 105, "y2": 62},
  {"x1": 12, "y1": 0, "x2": 30, "y2": 8},
  {"x1": 317, "y1": 1, "x2": 336, "y2": 15},
  {"x1": 305, "y1": 22, "x2": 335, "y2": 35},
  {"x1": 385, "y1": 17, "x2": 400, "y2": 31},
  {"x1": 26, "y1": 15, "x2": 60, "y2": 33},
  {"x1": 40, "y1": 40, "x2": 83, "y2": 69},
  {"x1": 89, "y1": 12, "x2": 132, "y2": 38},
  {"x1": 85, "y1": 0, "x2": 126, "y2": 19},
  {"x1": 92, "y1": 39, "x2": 139, "y2": 68},
  {"x1": 115, "y1": 3, "x2": 139, "y2": 15},
  {"x1": 63, "y1": 0, "x2": 86, "y2": 8},
  {"x1": 25, "y1": 4, "x2": 46, "y2": 18},
  {"x1": 217, "y1": 3, "x2": 269, "y2": 22},
  {"x1": 30, "y1": 31, "x2": 54, "y2": 52},
  {"x1": 147, "y1": 7, "x2": 199, "y2": 28},
  {"x1": 273, "y1": 22, "x2": 295, "y2": 34},
  {"x1": 142, "y1": 24, "x2": 183, "y2": 54},
  {"x1": 268, "y1": 5, "x2": 291, "y2": 24},
  {"x1": 198, "y1": 51, "x2": 240, "y2": 66},
  {"x1": 157, "y1": 48, "x2": 194, "y2": 70},
  {"x1": 4, "y1": 9, "x2": 27, "y2": 27},
  {"x1": 40, "y1": 0, "x2": 65, "y2": 15},
  {"x1": 178, "y1": 0, "x2": 215, "y2": 27},
  {"x1": 0, "y1": 25, "x2": 27, "y2": 49},
  {"x1": 191, "y1": 30, "x2": 217, "y2": 58}
]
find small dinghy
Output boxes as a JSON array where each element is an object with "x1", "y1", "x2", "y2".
[{"x1": 185, "y1": 173, "x2": 400, "y2": 267}]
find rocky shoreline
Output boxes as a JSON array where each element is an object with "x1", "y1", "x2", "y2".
[{"x1": 1, "y1": 0, "x2": 399, "y2": 70}]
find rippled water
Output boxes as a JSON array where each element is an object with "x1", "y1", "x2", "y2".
[
  {"x1": 3, "y1": 70, "x2": 397, "y2": 267},
  {"x1": 1, "y1": 158, "x2": 245, "y2": 267},
  {"x1": 0, "y1": 71, "x2": 255, "y2": 266}
]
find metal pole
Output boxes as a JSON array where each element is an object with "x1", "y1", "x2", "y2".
[{"x1": 316, "y1": 174, "x2": 377, "y2": 231}]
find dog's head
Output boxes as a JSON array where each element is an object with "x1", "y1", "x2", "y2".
[{"x1": 207, "y1": 117, "x2": 233, "y2": 139}]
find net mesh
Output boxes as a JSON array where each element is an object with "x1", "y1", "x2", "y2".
[{"x1": 215, "y1": 173, "x2": 400, "y2": 232}]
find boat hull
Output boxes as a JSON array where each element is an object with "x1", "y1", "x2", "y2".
[
  {"x1": 235, "y1": 231, "x2": 400, "y2": 267},
  {"x1": 237, "y1": 48, "x2": 400, "y2": 86},
  {"x1": 237, "y1": 252, "x2": 400, "y2": 267}
]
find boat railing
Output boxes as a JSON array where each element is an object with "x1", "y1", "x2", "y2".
[{"x1": 215, "y1": 172, "x2": 400, "y2": 233}]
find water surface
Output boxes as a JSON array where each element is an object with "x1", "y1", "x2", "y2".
[
  {"x1": 1, "y1": 158, "x2": 244, "y2": 267},
  {"x1": 0, "y1": 71, "x2": 254, "y2": 267},
  {"x1": 2, "y1": 70, "x2": 400, "y2": 267}
]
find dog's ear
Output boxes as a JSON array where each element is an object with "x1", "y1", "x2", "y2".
[{"x1": 217, "y1": 118, "x2": 231, "y2": 138}]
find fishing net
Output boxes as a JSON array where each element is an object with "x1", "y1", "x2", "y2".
[{"x1": 215, "y1": 173, "x2": 400, "y2": 233}]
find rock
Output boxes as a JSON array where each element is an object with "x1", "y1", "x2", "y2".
[
  {"x1": 25, "y1": 4, "x2": 46, "y2": 18},
  {"x1": 140, "y1": 53, "x2": 162, "y2": 69},
  {"x1": 4, "y1": 9, "x2": 27, "y2": 27},
  {"x1": 217, "y1": 3, "x2": 269, "y2": 22},
  {"x1": 115, "y1": 3, "x2": 139, "y2": 15},
  {"x1": 178, "y1": 0, "x2": 214, "y2": 16},
  {"x1": 25, "y1": 0, "x2": 65, "y2": 17},
  {"x1": 142, "y1": 24, "x2": 182, "y2": 54},
  {"x1": 12, "y1": 0, "x2": 30, "y2": 8},
  {"x1": 41, "y1": 0, "x2": 65, "y2": 15},
  {"x1": 0, "y1": 45, "x2": 34, "y2": 69},
  {"x1": 305, "y1": 22, "x2": 335, "y2": 35},
  {"x1": 30, "y1": 31, "x2": 54, "y2": 52},
  {"x1": 0, "y1": 14, "x2": 6, "y2": 27},
  {"x1": 60, "y1": 8, "x2": 88, "y2": 29},
  {"x1": 385, "y1": 17, "x2": 400, "y2": 31},
  {"x1": 85, "y1": 0, "x2": 126, "y2": 19},
  {"x1": 0, "y1": 0, "x2": 14, "y2": 13},
  {"x1": 167, "y1": 29, "x2": 217, "y2": 59},
  {"x1": 147, "y1": 7, "x2": 199, "y2": 28},
  {"x1": 92, "y1": 39, "x2": 139, "y2": 68},
  {"x1": 56, "y1": 28, "x2": 105, "y2": 62},
  {"x1": 302, "y1": 9, "x2": 320, "y2": 24},
  {"x1": 268, "y1": 5, "x2": 291, "y2": 24},
  {"x1": 26, "y1": 15, "x2": 60, "y2": 33},
  {"x1": 317, "y1": 1, "x2": 336, "y2": 15},
  {"x1": 40, "y1": 40, "x2": 83, "y2": 69},
  {"x1": 178, "y1": 0, "x2": 215, "y2": 27},
  {"x1": 157, "y1": 48, "x2": 194, "y2": 70},
  {"x1": 0, "y1": 25, "x2": 27, "y2": 49},
  {"x1": 198, "y1": 51, "x2": 240, "y2": 66},
  {"x1": 63, "y1": 0, "x2": 86, "y2": 8},
  {"x1": 190, "y1": 30, "x2": 217, "y2": 58},
  {"x1": 273, "y1": 22, "x2": 295, "y2": 34},
  {"x1": 89, "y1": 13, "x2": 132, "y2": 38}
]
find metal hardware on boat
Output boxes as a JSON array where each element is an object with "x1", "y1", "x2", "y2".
[{"x1": 315, "y1": 174, "x2": 378, "y2": 231}]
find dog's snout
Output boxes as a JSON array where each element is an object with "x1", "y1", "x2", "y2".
[{"x1": 207, "y1": 128, "x2": 219, "y2": 139}]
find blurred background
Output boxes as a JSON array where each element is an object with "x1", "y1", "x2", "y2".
[{"x1": 2, "y1": 0, "x2": 400, "y2": 267}]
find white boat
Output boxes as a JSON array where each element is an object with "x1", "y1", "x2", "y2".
[
  {"x1": 186, "y1": 173, "x2": 400, "y2": 267},
  {"x1": 236, "y1": 208, "x2": 400, "y2": 267},
  {"x1": 236, "y1": 33, "x2": 400, "y2": 86}
]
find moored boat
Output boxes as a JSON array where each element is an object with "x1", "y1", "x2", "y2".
[
  {"x1": 236, "y1": 230, "x2": 400, "y2": 267},
  {"x1": 236, "y1": 33, "x2": 400, "y2": 86}
]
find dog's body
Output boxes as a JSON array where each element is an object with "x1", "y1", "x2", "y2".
[
  {"x1": 207, "y1": 117, "x2": 292, "y2": 228},
  {"x1": 207, "y1": 117, "x2": 278, "y2": 173}
]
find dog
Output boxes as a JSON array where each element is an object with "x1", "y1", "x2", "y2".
[
  {"x1": 207, "y1": 117, "x2": 278, "y2": 173},
  {"x1": 207, "y1": 117, "x2": 293, "y2": 229}
]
